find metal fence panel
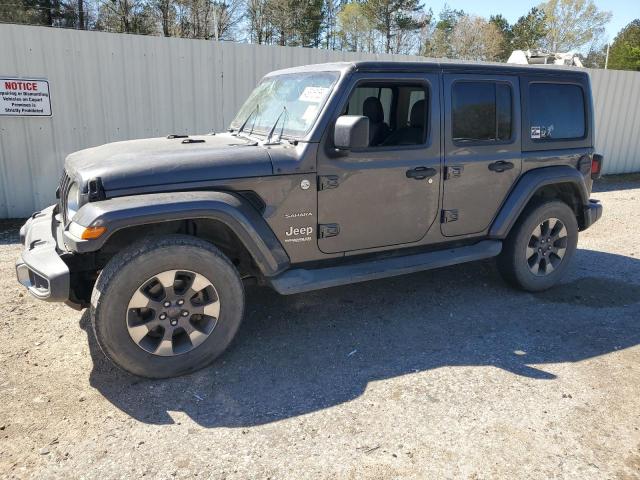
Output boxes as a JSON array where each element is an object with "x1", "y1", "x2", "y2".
[
  {"x1": 1, "y1": 24, "x2": 639, "y2": 218},
  {"x1": 590, "y1": 68, "x2": 640, "y2": 175}
]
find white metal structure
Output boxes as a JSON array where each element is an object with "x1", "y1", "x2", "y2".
[{"x1": 508, "y1": 49, "x2": 584, "y2": 67}]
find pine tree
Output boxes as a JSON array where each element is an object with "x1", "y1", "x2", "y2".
[
  {"x1": 608, "y1": 20, "x2": 640, "y2": 71},
  {"x1": 362, "y1": 0, "x2": 425, "y2": 54}
]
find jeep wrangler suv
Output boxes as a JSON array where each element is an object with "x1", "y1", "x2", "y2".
[{"x1": 16, "y1": 61, "x2": 603, "y2": 378}]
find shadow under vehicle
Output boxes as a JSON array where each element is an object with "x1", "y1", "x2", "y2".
[{"x1": 81, "y1": 248, "x2": 640, "y2": 427}]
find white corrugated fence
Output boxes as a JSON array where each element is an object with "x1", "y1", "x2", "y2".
[{"x1": 1, "y1": 24, "x2": 639, "y2": 218}]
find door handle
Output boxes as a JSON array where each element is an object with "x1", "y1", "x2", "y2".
[
  {"x1": 488, "y1": 161, "x2": 514, "y2": 173},
  {"x1": 406, "y1": 166, "x2": 437, "y2": 180}
]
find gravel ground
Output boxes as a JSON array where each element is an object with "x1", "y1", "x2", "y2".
[{"x1": 0, "y1": 180, "x2": 639, "y2": 480}]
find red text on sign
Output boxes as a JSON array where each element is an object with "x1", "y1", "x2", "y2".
[{"x1": 4, "y1": 81, "x2": 39, "y2": 91}]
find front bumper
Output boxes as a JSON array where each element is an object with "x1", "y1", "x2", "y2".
[
  {"x1": 15, "y1": 205, "x2": 70, "y2": 302},
  {"x1": 582, "y1": 199, "x2": 603, "y2": 230}
]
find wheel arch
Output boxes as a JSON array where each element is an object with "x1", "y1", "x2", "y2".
[
  {"x1": 67, "y1": 191, "x2": 290, "y2": 277},
  {"x1": 490, "y1": 166, "x2": 590, "y2": 239}
]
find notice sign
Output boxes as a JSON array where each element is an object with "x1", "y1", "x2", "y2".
[{"x1": 0, "y1": 78, "x2": 51, "y2": 116}]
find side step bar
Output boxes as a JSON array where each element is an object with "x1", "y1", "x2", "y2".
[{"x1": 268, "y1": 240, "x2": 502, "y2": 295}]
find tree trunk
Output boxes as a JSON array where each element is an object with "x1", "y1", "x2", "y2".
[
  {"x1": 122, "y1": 0, "x2": 130, "y2": 33},
  {"x1": 77, "y1": 0, "x2": 85, "y2": 28},
  {"x1": 162, "y1": 0, "x2": 170, "y2": 37},
  {"x1": 43, "y1": 0, "x2": 53, "y2": 26},
  {"x1": 385, "y1": 13, "x2": 391, "y2": 53}
]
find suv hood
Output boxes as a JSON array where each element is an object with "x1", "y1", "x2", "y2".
[{"x1": 65, "y1": 133, "x2": 273, "y2": 192}]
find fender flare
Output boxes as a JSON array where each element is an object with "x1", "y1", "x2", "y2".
[
  {"x1": 65, "y1": 191, "x2": 290, "y2": 276},
  {"x1": 489, "y1": 166, "x2": 590, "y2": 239}
]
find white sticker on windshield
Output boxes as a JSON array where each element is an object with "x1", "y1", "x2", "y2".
[
  {"x1": 302, "y1": 105, "x2": 318, "y2": 121},
  {"x1": 299, "y1": 86, "x2": 329, "y2": 103}
]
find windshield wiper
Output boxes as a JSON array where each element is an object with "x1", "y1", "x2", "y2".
[
  {"x1": 263, "y1": 106, "x2": 289, "y2": 145},
  {"x1": 235, "y1": 104, "x2": 260, "y2": 139}
]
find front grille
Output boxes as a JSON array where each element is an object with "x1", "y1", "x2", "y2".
[{"x1": 57, "y1": 171, "x2": 72, "y2": 225}]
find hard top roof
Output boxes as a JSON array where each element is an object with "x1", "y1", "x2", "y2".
[{"x1": 266, "y1": 60, "x2": 589, "y2": 78}]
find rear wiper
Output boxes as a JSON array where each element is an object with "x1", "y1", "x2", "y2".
[{"x1": 263, "y1": 106, "x2": 289, "y2": 145}]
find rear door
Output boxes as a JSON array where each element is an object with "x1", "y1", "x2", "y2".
[{"x1": 441, "y1": 74, "x2": 521, "y2": 236}]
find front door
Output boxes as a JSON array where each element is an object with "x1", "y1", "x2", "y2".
[
  {"x1": 317, "y1": 73, "x2": 441, "y2": 254},
  {"x1": 442, "y1": 74, "x2": 522, "y2": 236}
]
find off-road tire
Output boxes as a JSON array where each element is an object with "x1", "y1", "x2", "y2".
[
  {"x1": 497, "y1": 200, "x2": 578, "y2": 292},
  {"x1": 91, "y1": 235, "x2": 245, "y2": 378}
]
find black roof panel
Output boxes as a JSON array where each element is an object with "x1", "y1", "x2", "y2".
[{"x1": 268, "y1": 60, "x2": 588, "y2": 78}]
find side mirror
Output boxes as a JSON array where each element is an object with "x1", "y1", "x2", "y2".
[{"x1": 334, "y1": 115, "x2": 369, "y2": 150}]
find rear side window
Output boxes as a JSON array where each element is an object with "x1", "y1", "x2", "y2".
[
  {"x1": 452, "y1": 81, "x2": 512, "y2": 143},
  {"x1": 529, "y1": 83, "x2": 586, "y2": 140}
]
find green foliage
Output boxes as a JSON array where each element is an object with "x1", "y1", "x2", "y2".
[
  {"x1": 449, "y1": 15, "x2": 504, "y2": 61},
  {"x1": 489, "y1": 14, "x2": 513, "y2": 61},
  {"x1": 423, "y1": 5, "x2": 464, "y2": 57},
  {"x1": 94, "y1": 0, "x2": 156, "y2": 35},
  {"x1": 434, "y1": 4, "x2": 464, "y2": 34},
  {"x1": 337, "y1": 2, "x2": 374, "y2": 52},
  {"x1": 0, "y1": 0, "x2": 86, "y2": 28},
  {"x1": 424, "y1": 9, "x2": 503, "y2": 61},
  {"x1": 511, "y1": 7, "x2": 547, "y2": 51},
  {"x1": 2, "y1": 0, "x2": 631, "y2": 69},
  {"x1": 538, "y1": 0, "x2": 611, "y2": 52},
  {"x1": 266, "y1": 0, "x2": 325, "y2": 47},
  {"x1": 581, "y1": 43, "x2": 607, "y2": 68},
  {"x1": 608, "y1": 20, "x2": 640, "y2": 71},
  {"x1": 361, "y1": 0, "x2": 425, "y2": 53},
  {"x1": 489, "y1": 8, "x2": 548, "y2": 61}
]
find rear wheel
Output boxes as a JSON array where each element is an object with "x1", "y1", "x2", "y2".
[
  {"x1": 497, "y1": 200, "x2": 578, "y2": 292},
  {"x1": 91, "y1": 235, "x2": 244, "y2": 378}
]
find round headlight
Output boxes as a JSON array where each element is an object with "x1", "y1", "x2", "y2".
[{"x1": 66, "y1": 182, "x2": 81, "y2": 220}]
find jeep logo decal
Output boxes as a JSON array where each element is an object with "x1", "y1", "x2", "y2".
[{"x1": 285, "y1": 226, "x2": 313, "y2": 237}]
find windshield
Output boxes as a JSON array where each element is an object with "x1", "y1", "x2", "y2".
[{"x1": 230, "y1": 72, "x2": 339, "y2": 138}]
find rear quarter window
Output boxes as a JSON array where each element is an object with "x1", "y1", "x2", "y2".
[{"x1": 529, "y1": 83, "x2": 586, "y2": 140}]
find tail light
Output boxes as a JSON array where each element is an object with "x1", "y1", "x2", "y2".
[{"x1": 591, "y1": 154, "x2": 603, "y2": 179}]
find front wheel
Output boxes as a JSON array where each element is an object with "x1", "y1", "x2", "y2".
[
  {"x1": 91, "y1": 235, "x2": 245, "y2": 378},
  {"x1": 497, "y1": 200, "x2": 578, "y2": 292}
]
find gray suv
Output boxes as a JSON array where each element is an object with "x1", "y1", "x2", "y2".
[{"x1": 16, "y1": 61, "x2": 603, "y2": 378}]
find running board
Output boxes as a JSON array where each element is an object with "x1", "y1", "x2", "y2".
[{"x1": 268, "y1": 240, "x2": 502, "y2": 295}]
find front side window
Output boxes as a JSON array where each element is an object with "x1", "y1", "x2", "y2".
[
  {"x1": 347, "y1": 86, "x2": 393, "y2": 124},
  {"x1": 529, "y1": 83, "x2": 586, "y2": 140},
  {"x1": 344, "y1": 83, "x2": 429, "y2": 147},
  {"x1": 230, "y1": 71, "x2": 339, "y2": 138},
  {"x1": 452, "y1": 81, "x2": 513, "y2": 143},
  {"x1": 408, "y1": 90, "x2": 426, "y2": 124}
]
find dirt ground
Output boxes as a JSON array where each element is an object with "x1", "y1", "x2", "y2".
[{"x1": 0, "y1": 179, "x2": 639, "y2": 480}]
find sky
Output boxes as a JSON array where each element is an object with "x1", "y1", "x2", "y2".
[{"x1": 426, "y1": 0, "x2": 640, "y2": 43}]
